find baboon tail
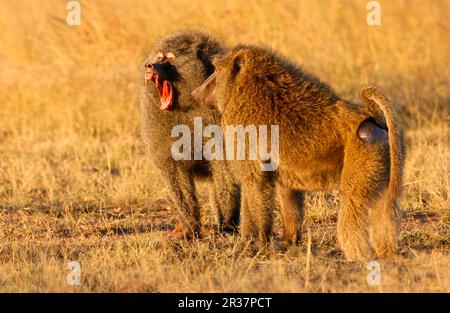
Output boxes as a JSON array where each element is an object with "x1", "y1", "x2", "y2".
[{"x1": 360, "y1": 86, "x2": 403, "y2": 206}]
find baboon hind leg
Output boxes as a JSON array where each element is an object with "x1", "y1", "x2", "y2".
[
  {"x1": 276, "y1": 185, "x2": 304, "y2": 244},
  {"x1": 338, "y1": 184, "x2": 372, "y2": 261},
  {"x1": 369, "y1": 194, "x2": 400, "y2": 258},
  {"x1": 338, "y1": 143, "x2": 380, "y2": 260},
  {"x1": 367, "y1": 128, "x2": 402, "y2": 259},
  {"x1": 339, "y1": 139, "x2": 398, "y2": 260}
]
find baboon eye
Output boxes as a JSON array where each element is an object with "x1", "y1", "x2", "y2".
[
  {"x1": 266, "y1": 74, "x2": 277, "y2": 83},
  {"x1": 156, "y1": 52, "x2": 164, "y2": 61},
  {"x1": 166, "y1": 52, "x2": 176, "y2": 61}
]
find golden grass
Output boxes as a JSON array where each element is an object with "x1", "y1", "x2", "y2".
[{"x1": 0, "y1": 0, "x2": 448, "y2": 292}]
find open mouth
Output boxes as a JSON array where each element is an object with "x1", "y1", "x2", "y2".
[{"x1": 145, "y1": 70, "x2": 173, "y2": 110}]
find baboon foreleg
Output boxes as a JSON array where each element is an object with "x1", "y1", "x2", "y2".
[
  {"x1": 160, "y1": 166, "x2": 201, "y2": 239},
  {"x1": 277, "y1": 185, "x2": 304, "y2": 244},
  {"x1": 209, "y1": 175, "x2": 240, "y2": 233},
  {"x1": 239, "y1": 184, "x2": 257, "y2": 239},
  {"x1": 242, "y1": 178, "x2": 275, "y2": 248}
]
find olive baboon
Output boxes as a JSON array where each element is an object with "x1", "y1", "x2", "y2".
[
  {"x1": 140, "y1": 30, "x2": 240, "y2": 238},
  {"x1": 193, "y1": 45, "x2": 404, "y2": 260}
]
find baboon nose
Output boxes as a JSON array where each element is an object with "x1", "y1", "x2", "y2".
[{"x1": 145, "y1": 63, "x2": 153, "y2": 69}]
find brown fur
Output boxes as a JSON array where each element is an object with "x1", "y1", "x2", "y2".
[
  {"x1": 140, "y1": 30, "x2": 240, "y2": 238},
  {"x1": 195, "y1": 45, "x2": 404, "y2": 260}
]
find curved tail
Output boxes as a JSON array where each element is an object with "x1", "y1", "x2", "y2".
[{"x1": 360, "y1": 86, "x2": 403, "y2": 207}]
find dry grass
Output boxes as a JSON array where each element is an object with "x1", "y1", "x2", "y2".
[{"x1": 0, "y1": 0, "x2": 448, "y2": 292}]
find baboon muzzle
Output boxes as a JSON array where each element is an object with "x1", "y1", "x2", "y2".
[{"x1": 145, "y1": 62, "x2": 173, "y2": 110}]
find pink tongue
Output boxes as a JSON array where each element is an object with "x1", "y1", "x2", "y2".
[{"x1": 160, "y1": 81, "x2": 172, "y2": 110}]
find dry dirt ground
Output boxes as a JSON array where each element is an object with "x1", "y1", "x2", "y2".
[{"x1": 0, "y1": 0, "x2": 448, "y2": 292}]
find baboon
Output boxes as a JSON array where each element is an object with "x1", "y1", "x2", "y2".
[
  {"x1": 192, "y1": 45, "x2": 404, "y2": 260},
  {"x1": 140, "y1": 30, "x2": 240, "y2": 238}
]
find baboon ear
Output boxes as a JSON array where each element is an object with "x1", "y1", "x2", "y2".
[
  {"x1": 194, "y1": 38, "x2": 221, "y2": 74},
  {"x1": 232, "y1": 56, "x2": 244, "y2": 76}
]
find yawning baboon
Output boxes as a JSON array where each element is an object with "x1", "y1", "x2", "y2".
[{"x1": 140, "y1": 30, "x2": 240, "y2": 238}]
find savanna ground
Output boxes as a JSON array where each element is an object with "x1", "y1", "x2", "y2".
[{"x1": 0, "y1": 0, "x2": 448, "y2": 292}]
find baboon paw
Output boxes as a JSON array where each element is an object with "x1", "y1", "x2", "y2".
[
  {"x1": 240, "y1": 228, "x2": 256, "y2": 239},
  {"x1": 167, "y1": 224, "x2": 200, "y2": 240},
  {"x1": 219, "y1": 224, "x2": 239, "y2": 235},
  {"x1": 373, "y1": 243, "x2": 398, "y2": 259},
  {"x1": 200, "y1": 224, "x2": 217, "y2": 236},
  {"x1": 255, "y1": 240, "x2": 272, "y2": 256},
  {"x1": 281, "y1": 231, "x2": 302, "y2": 245},
  {"x1": 167, "y1": 225, "x2": 186, "y2": 239},
  {"x1": 339, "y1": 239, "x2": 373, "y2": 261},
  {"x1": 342, "y1": 247, "x2": 373, "y2": 261},
  {"x1": 371, "y1": 228, "x2": 399, "y2": 259}
]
